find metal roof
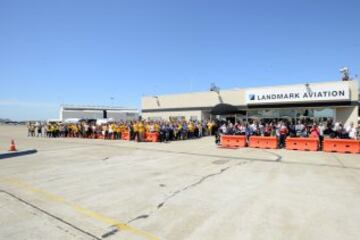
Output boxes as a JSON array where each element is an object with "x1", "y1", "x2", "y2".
[{"x1": 61, "y1": 105, "x2": 138, "y2": 112}]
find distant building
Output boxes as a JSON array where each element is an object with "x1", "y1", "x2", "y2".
[{"x1": 60, "y1": 105, "x2": 139, "y2": 122}]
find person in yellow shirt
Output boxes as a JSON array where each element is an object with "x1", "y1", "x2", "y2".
[
  {"x1": 73, "y1": 124, "x2": 79, "y2": 138},
  {"x1": 154, "y1": 122, "x2": 160, "y2": 133},
  {"x1": 115, "y1": 124, "x2": 121, "y2": 139},
  {"x1": 110, "y1": 123, "x2": 116, "y2": 139},
  {"x1": 177, "y1": 123, "x2": 183, "y2": 140},
  {"x1": 138, "y1": 121, "x2": 145, "y2": 142},
  {"x1": 188, "y1": 121, "x2": 194, "y2": 138},
  {"x1": 207, "y1": 121, "x2": 213, "y2": 136},
  {"x1": 145, "y1": 122, "x2": 150, "y2": 133},
  {"x1": 133, "y1": 121, "x2": 139, "y2": 141}
]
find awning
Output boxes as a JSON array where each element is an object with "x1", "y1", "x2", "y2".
[{"x1": 210, "y1": 103, "x2": 243, "y2": 115}]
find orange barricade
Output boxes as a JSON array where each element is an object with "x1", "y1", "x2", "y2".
[
  {"x1": 323, "y1": 138, "x2": 360, "y2": 154},
  {"x1": 249, "y1": 136, "x2": 277, "y2": 149},
  {"x1": 145, "y1": 132, "x2": 159, "y2": 142},
  {"x1": 286, "y1": 137, "x2": 319, "y2": 151},
  {"x1": 121, "y1": 131, "x2": 130, "y2": 141},
  {"x1": 219, "y1": 135, "x2": 247, "y2": 148}
]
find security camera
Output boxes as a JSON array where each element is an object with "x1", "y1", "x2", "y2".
[
  {"x1": 340, "y1": 67, "x2": 350, "y2": 81},
  {"x1": 340, "y1": 67, "x2": 349, "y2": 73}
]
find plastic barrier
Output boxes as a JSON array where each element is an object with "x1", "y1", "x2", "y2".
[
  {"x1": 121, "y1": 131, "x2": 130, "y2": 141},
  {"x1": 219, "y1": 135, "x2": 246, "y2": 148},
  {"x1": 249, "y1": 136, "x2": 277, "y2": 149},
  {"x1": 145, "y1": 132, "x2": 159, "y2": 142},
  {"x1": 286, "y1": 137, "x2": 319, "y2": 151},
  {"x1": 323, "y1": 138, "x2": 360, "y2": 154}
]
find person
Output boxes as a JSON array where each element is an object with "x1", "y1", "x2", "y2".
[
  {"x1": 310, "y1": 124, "x2": 320, "y2": 139},
  {"x1": 101, "y1": 124, "x2": 108, "y2": 139},
  {"x1": 132, "y1": 121, "x2": 138, "y2": 141},
  {"x1": 226, "y1": 121, "x2": 234, "y2": 135},
  {"x1": 195, "y1": 122, "x2": 201, "y2": 138},
  {"x1": 84, "y1": 123, "x2": 90, "y2": 138},
  {"x1": 295, "y1": 120, "x2": 305, "y2": 137},
  {"x1": 278, "y1": 123, "x2": 288, "y2": 148},
  {"x1": 159, "y1": 123, "x2": 167, "y2": 142},
  {"x1": 46, "y1": 124, "x2": 52, "y2": 138},
  {"x1": 27, "y1": 122, "x2": 32, "y2": 137},
  {"x1": 138, "y1": 121, "x2": 145, "y2": 142},
  {"x1": 59, "y1": 124, "x2": 65, "y2": 138},
  {"x1": 219, "y1": 122, "x2": 227, "y2": 135},
  {"x1": 234, "y1": 121, "x2": 242, "y2": 135},
  {"x1": 245, "y1": 123, "x2": 252, "y2": 141},
  {"x1": 108, "y1": 123, "x2": 114, "y2": 140},
  {"x1": 346, "y1": 122, "x2": 357, "y2": 139},
  {"x1": 35, "y1": 122, "x2": 42, "y2": 137},
  {"x1": 263, "y1": 123, "x2": 271, "y2": 136},
  {"x1": 187, "y1": 121, "x2": 194, "y2": 139},
  {"x1": 91, "y1": 124, "x2": 97, "y2": 138},
  {"x1": 318, "y1": 122, "x2": 325, "y2": 148}
]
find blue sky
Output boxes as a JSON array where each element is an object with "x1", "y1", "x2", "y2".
[{"x1": 0, "y1": 0, "x2": 359, "y2": 120}]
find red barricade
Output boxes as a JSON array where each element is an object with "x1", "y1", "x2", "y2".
[
  {"x1": 323, "y1": 138, "x2": 360, "y2": 154},
  {"x1": 219, "y1": 135, "x2": 246, "y2": 148},
  {"x1": 286, "y1": 137, "x2": 319, "y2": 151},
  {"x1": 145, "y1": 132, "x2": 159, "y2": 142},
  {"x1": 249, "y1": 136, "x2": 277, "y2": 149},
  {"x1": 121, "y1": 131, "x2": 130, "y2": 141}
]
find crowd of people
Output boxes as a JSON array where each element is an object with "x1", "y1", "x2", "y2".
[
  {"x1": 216, "y1": 119, "x2": 360, "y2": 148},
  {"x1": 27, "y1": 120, "x2": 218, "y2": 142},
  {"x1": 27, "y1": 118, "x2": 360, "y2": 148}
]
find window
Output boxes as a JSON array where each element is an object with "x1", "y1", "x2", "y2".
[{"x1": 169, "y1": 116, "x2": 185, "y2": 122}]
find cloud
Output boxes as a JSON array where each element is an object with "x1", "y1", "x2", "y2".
[{"x1": 0, "y1": 99, "x2": 58, "y2": 108}]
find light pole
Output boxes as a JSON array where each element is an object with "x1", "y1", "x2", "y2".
[{"x1": 110, "y1": 97, "x2": 115, "y2": 106}]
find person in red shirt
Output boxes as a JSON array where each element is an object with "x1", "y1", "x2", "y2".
[{"x1": 279, "y1": 123, "x2": 288, "y2": 148}]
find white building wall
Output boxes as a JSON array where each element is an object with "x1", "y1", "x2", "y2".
[
  {"x1": 107, "y1": 111, "x2": 139, "y2": 121},
  {"x1": 61, "y1": 110, "x2": 103, "y2": 121},
  {"x1": 336, "y1": 106, "x2": 358, "y2": 126},
  {"x1": 142, "y1": 110, "x2": 203, "y2": 121}
]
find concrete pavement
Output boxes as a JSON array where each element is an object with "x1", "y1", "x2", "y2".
[{"x1": 0, "y1": 125, "x2": 359, "y2": 240}]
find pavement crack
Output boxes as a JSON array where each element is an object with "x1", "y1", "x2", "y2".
[
  {"x1": 155, "y1": 166, "x2": 231, "y2": 210},
  {"x1": 128, "y1": 161, "x2": 248, "y2": 224},
  {"x1": 0, "y1": 189, "x2": 101, "y2": 240},
  {"x1": 332, "y1": 155, "x2": 346, "y2": 168},
  {"x1": 128, "y1": 214, "x2": 150, "y2": 223},
  {"x1": 261, "y1": 149, "x2": 282, "y2": 162},
  {"x1": 101, "y1": 228, "x2": 119, "y2": 239}
]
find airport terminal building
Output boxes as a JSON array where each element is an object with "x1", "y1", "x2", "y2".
[{"x1": 141, "y1": 80, "x2": 359, "y2": 125}]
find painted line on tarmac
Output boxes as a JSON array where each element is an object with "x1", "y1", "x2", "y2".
[{"x1": 1, "y1": 177, "x2": 161, "y2": 240}]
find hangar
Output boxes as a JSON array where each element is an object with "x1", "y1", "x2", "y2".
[{"x1": 60, "y1": 105, "x2": 139, "y2": 122}]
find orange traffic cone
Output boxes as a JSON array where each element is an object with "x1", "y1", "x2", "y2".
[{"x1": 8, "y1": 140, "x2": 17, "y2": 151}]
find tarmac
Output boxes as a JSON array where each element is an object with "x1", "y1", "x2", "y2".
[{"x1": 0, "y1": 125, "x2": 359, "y2": 240}]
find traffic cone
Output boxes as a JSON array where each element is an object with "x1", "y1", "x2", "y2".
[{"x1": 8, "y1": 140, "x2": 17, "y2": 151}]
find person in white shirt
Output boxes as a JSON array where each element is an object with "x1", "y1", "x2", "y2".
[{"x1": 346, "y1": 122, "x2": 357, "y2": 139}]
